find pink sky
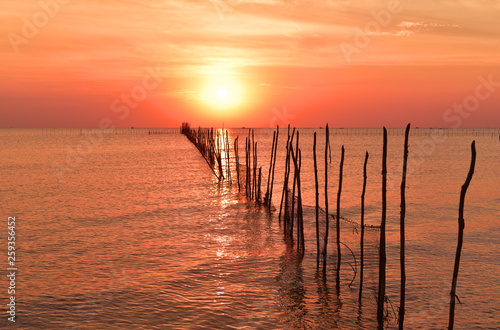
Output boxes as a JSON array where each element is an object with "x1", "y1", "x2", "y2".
[{"x1": 1, "y1": 0, "x2": 499, "y2": 128}]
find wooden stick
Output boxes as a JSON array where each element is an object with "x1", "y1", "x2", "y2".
[
  {"x1": 284, "y1": 128, "x2": 296, "y2": 233},
  {"x1": 298, "y1": 149, "x2": 304, "y2": 252},
  {"x1": 245, "y1": 137, "x2": 249, "y2": 198},
  {"x1": 399, "y1": 123, "x2": 410, "y2": 329},
  {"x1": 314, "y1": 132, "x2": 320, "y2": 265},
  {"x1": 248, "y1": 131, "x2": 252, "y2": 198},
  {"x1": 323, "y1": 124, "x2": 330, "y2": 269},
  {"x1": 269, "y1": 126, "x2": 279, "y2": 211},
  {"x1": 258, "y1": 166, "x2": 262, "y2": 203},
  {"x1": 234, "y1": 136, "x2": 240, "y2": 192},
  {"x1": 336, "y1": 145, "x2": 344, "y2": 287},
  {"x1": 448, "y1": 141, "x2": 476, "y2": 330},
  {"x1": 252, "y1": 130, "x2": 256, "y2": 200},
  {"x1": 266, "y1": 131, "x2": 276, "y2": 206},
  {"x1": 290, "y1": 132, "x2": 299, "y2": 239},
  {"x1": 359, "y1": 151, "x2": 369, "y2": 302},
  {"x1": 290, "y1": 145, "x2": 296, "y2": 239},
  {"x1": 377, "y1": 127, "x2": 388, "y2": 326},
  {"x1": 279, "y1": 125, "x2": 291, "y2": 222},
  {"x1": 247, "y1": 130, "x2": 251, "y2": 198},
  {"x1": 226, "y1": 130, "x2": 231, "y2": 183}
]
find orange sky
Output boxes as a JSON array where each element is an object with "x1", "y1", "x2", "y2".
[{"x1": 1, "y1": 0, "x2": 499, "y2": 128}]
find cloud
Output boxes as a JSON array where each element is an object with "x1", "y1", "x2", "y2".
[{"x1": 393, "y1": 21, "x2": 462, "y2": 37}]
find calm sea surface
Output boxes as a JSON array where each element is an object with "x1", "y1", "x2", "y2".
[{"x1": 0, "y1": 128, "x2": 499, "y2": 329}]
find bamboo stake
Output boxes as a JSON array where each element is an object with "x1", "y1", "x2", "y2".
[
  {"x1": 323, "y1": 124, "x2": 330, "y2": 269},
  {"x1": 290, "y1": 146, "x2": 296, "y2": 239},
  {"x1": 399, "y1": 123, "x2": 410, "y2": 329},
  {"x1": 234, "y1": 136, "x2": 241, "y2": 192},
  {"x1": 225, "y1": 130, "x2": 231, "y2": 183},
  {"x1": 279, "y1": 125, "x2": 291, "y2": 222},
  {"x1": 266, "y1": 131, "x2": 276, "y2": 205},
  {"x1": 245, "y1": 137, "x2": 249, "y2": 198},
  {"x1": 269, "y1": 126, "x2": 279, "y2": 210},
  {"x1": 448, "y1": 141, "x2": 476, "y2": 330},
  {"x1": 377, "y1": 127, "x2": 388, "y2": 326},
  {"x1": 234, "y1": 137, "x2": 240, "y2": 192},
  {"x1": 314, "y1": 132, "x2": 320, "y2": 265},
  {"x1": 257, "y1": 166, "x2": 262, "y2": 203},
  {"x1": 247, "y1": 130, "x2": 251, "y2": 198},
  {"x1": 284, "y1": 140, "x2": 290, "y2": 232},
  {"x1": 359, "y1": 151, "x2": 369, "y2": 302},
  {"x1": 283, "y1": 128, "x2": 296, "y2": 233},
  {"x1": 290, "y1": 132, "x2": 299, "y2": 239},
  {"x1": 252, "y1": 130, "x2": 256, "y2": 200},
  {"x1": 248, "y1": 132, "x2": 251, "y2": 198},
  {"x1": 336, "y1": 145, "x2": 344, "y2": 287},
  {"x1": 298, "y1": 149, "x2": 304, "y2": 252}
]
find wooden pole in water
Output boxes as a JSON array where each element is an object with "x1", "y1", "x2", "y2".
[
  {"x1": 448, "y1": 141, "x2": 476, "y2": 330},
  {"x1": 234, "y1": 137, "x2": 240, "y2": 192},
  {"x1": 290, "y1": 146, "x2": 296, "y2": 240},
  {"x1": 266, "y1": 131, "x2": 276, "y2": 206},
  {"x1": 252, "y1": 130, "x2": 256, "y2": 200},
  {"x1": 298, "y1": 149, "x2": 304, "y2": 252},
  {"x1": 245, "y1": 137, "x2": 248, "y2": 197},
  {"x1": 279, "y1": 125, "x2": 291, "y2": 222},
  {"x1": 336, "y1": 145, "x2": 344, "y2": 287},
  {"x1": 399, "y1": 123, "x2": 410, "y2": 329},
  {"x1": 314, "y1": 132, "x2": 320, "y2": 265},
  {"x1": 258, "y1": 166, "x2": 262, "y2": 203},
  {"x1": 359, "y1": 151, "x2": 369, "y2": 302},
  {"x1": 225, "y1": 130, "x2": 231, "y2": 183},
  {"x1": 323, "y1": 124, "x2": 330, "y2": 269},
  {"x1": 377, "y1": 127, "x2": 388, "y2": 326},
  {"x1": 290, "y1": 131, "x2": 299, "y2": 239},
  {"x1": 269, "y1": 126, "x2": 279, "y2": 211},
  {"x1": 248, "y1": 132, "x2": 252, "y2": 198},
  {"x1": 283, "y1": 128, "x2": 295, "y2": 234}
]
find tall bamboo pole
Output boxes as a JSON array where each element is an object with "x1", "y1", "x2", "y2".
[
  {"x1": 269, "y1": 126, "x2": 279, "y2": 210},
  {"x1": 399, "y1": 123, "x2": 411, "y2": 329},
  {"x1": 359, "y1": 151, "x2": 369, "y2": 302},
  {"x1": 448, "y1": 141, "x2": 476, "y2": 330},
  {"x1": 314, "y1": 132, "x2": 320, "y2": 265},
  {"x1": 377, "y1": 127, "x2": 388, "y2": 326},
  {"x1": 279, "y1": 125, "x2": 291, "y2": 222},
  {"x1": 323, "y1": 124, "x2": 330, "y2": 269},
  {"x1": 266, "y1": 131, "x2": 276, "y2": 205},
  {"x1": 234, "y1": 137, "x2": 240, "y2": 192},
  {"x1": 336, "y1": 145, "x2": 344, "y2": 287},
  {"x1": 245, "y1": 137, "x2": 249, "y2": 198},
  {"x1": 298, "y1": 149, "x2": 304, "y2": 252}
]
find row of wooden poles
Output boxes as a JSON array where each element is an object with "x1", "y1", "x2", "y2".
[
  {"x1": 41, "y1": 128, "x2": 177, "y2": 135},
  {"x1": 181, "y1": 122, "x2": 477, "y2": 330},
  {"x1": 180, "y1": 123, "x2": 231, "y2": 182},
  {"x1": 237, "y1": 128, "x2": 279, "y2": 210},
  {"x1": 181, "y1": 123, "x2": 279, "y2": 211}
]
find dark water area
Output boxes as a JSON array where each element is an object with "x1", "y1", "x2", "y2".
[{"x1": 0, "y1": 128, "x2": 499, "y2": 329}]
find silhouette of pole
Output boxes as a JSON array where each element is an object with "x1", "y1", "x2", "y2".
[
  {"x1": 359, "y1": 151, "x2": 369, "y2": 302},
  {"x1": 448, "y1": 141, "x2": 476, "y2": 330},
  {"x1": 399, "y1": 123, "x2": 410, "y2": 329},
  {"x1": 377, "y1": 127, "x2": 387, "y2": 326}
]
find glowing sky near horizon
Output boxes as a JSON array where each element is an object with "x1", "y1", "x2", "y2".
[{"x1": 0, "y1": 0, "x2": 499, "y2": 128}]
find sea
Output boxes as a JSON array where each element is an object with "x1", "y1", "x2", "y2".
[{"x1": 0, "y1": 127, "x2": 499, "y2": 329}]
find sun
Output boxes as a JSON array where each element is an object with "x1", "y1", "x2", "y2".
[
  {"x1": 217, "y1": 88, "x2": 228, "y2": 99},
  {"x1": 201, "y1": 78, "x2": 244, "y2": 110}
]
